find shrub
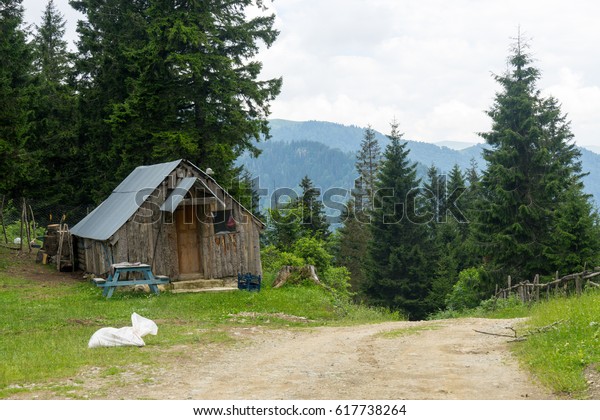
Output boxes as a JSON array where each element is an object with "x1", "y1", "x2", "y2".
[
  {"x1": 291, "y1": 236, "x2": 332, "y2": 275},
  {"x1": 445, "y1": 267, "x2": 485, "y2": 311},
  {"x1": 261, "y1": 245, "x2": 305, "y2": 274},
  {"x1": 322, "y1": 266, "x2": 353, "y2": 298}
]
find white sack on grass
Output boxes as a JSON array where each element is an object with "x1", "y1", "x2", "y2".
[{"x1": 88, "y1": 313, "x2": 158, "y2": 348}]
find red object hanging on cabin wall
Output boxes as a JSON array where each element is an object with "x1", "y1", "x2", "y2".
[{"x1": 226, "y1": 214, "x2": 236, "y2": 230}]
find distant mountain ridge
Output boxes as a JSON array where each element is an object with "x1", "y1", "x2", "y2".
[
  {"x1": 267, "y1": 119, "x2": 486, "y2": 173},
  {"x1": 238, "y1": 119, "x2": 600, "y2": 206}
]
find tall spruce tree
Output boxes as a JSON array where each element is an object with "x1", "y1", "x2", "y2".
[
  {"x1": 297, "y1": 175, "x2": 329, "y2": 238},
  {"x1": 102, "y1": 0, "x2": 282, "y2": 197},
  {"x1": 423, "y1": 163, "x2": 445, "y2": 225},
  {"x1": 70, "y1": 0, "x2": 150, "y2": 202},
  {"x1": 363, "y1": 121, "x2": 434, "y2": 320},
  {"x1": 478, "y1": 36, "x2": 597, "y2": 282},
  {"x1": 355, "y1": 125, "x2": 381, "y2": 212},
  {"x1": 336, "y1": 198, "x2": 371, "y2": 296},
  {"x1": 337, "y1": 124, "x2": 381, "y2": 295},
  {"x1": 28, "y1": 0, "x2": 79, "y2": 204},
  {"x1": 427, "y1": 165, "x2": 476, "y2": 310},
  {"x1": 0, "y1": 0, "x2": 33, "y2": 197}
]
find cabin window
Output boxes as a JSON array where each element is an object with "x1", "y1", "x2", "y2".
[{"x1": 213, "y1": 210, "x2": 236, "y2": 234}]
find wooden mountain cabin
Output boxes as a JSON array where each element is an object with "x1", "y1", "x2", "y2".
[{"x1": 70, "y1": 160, "x2": 263, "y2": 284}]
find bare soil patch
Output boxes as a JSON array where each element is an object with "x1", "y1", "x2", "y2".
[
  {"x1": 9, "y1": 318, "x2": 554, "y2": 400},
  {"x1": 3, "y1": 250, "x2": 82, "y2": 285}
]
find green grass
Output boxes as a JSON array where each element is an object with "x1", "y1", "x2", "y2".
[
  {"x1": 377, "y1": 324, "x2": 442, "y2": 339},
  {"x1": 512, "y1": 289, "x2": 600, "y2": 398},
  {"x1": 428, "y1": 295, "x2": 532, "y2": 320},
  {"x1": 0, "y1": 249, "x2": 399, "y2": 397}
]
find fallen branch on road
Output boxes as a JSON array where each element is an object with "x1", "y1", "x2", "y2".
[{"x1": 474, "y1": 320, "x2": 564, "y2": 342}]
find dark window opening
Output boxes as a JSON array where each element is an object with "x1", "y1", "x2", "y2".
[{"x1": 213, "y1": 210, "x2": 236, "y2": 233}]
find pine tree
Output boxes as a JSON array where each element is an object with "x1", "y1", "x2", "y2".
[
  {"x1": 478, "y1": 36, "x2": 596, "y2": 282},
  {"x1": 28, "y1": 0, "x2": 79, "y2": 204},
  {"x1": 101, "y1": 0, "x2": 282, "y2": 197},
  {"x1": 423, "y1": 163, "x2": 445, "y2": 225},
  {"x1": 363, "y1": 121, "x2": 434, "y2": 320},
  {"x1": 0, "y1": 0, "x2": 33, "y2": 197},
  {"x1": 549, "y1": 188, "x2": 600, "y2": 274},
  {"x1": 33, "y1": 0, "x2": 69, "y2": 84},
  {"x1": 70, "y1": 0, "x2": 151, "y2": 202},
  {"x1": 297, "y1": 175, "x2": 329, "y2": 238},
  {"x1": 336, "y1": 199, "x2": 371, "y2": 296},
  {"x1": 265, "y1": 206, "x2": 303, "y2": 251},
  {"x1": 464, "y1": 158, "x2": 481, "y2": 227},
  {"x1": 354, "y1": 125, "x2": 381, "y2": 212},
  {"x1": 427, "y1": 165, "x2": 476, "y2": 310},
  {"x1": 336, "y1": 125, "x2": 381, "y2": 293}
]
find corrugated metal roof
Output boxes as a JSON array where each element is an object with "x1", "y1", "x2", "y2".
[
  {"x1": 160, "y1": 177, "x2": 227, "y2": 213},
  {"x1": 71, "y1": 160, "x2": 181, "y2": 240},
  {"x1": 160, "y1": 177, "x2": 196, "y2": 213}
]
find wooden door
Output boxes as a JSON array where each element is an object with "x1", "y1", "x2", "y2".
[{"x1": 175, "y1": 206, "x2": 202, "y2": 275}]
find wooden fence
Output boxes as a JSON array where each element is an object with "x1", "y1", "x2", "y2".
[{"x1": 494, "y1": 269, "x2": 600, "y2": 303}]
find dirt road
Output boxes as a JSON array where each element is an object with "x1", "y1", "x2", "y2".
[
  {"x1": 11, "y1": 317, "x2": 552, "y2": 400},
  {"x1": 110, "y1": 317, "x2": 550, "y2": 400}
]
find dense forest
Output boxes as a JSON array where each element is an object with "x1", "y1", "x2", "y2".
[
  {"x1": 0, "y1": 0, "x2": 280, "y2": 209},
  {"x1": 2, "y1": 1, "x2": 599, "y2": 319}
]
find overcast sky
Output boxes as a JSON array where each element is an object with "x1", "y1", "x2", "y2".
[{"x1": 22, "y1": 0, "x2": 600, "y2": 147}]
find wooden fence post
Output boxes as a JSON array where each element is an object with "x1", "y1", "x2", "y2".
[
  {"x1": 576, "y1": 275, "x2": 582, "y2": 297},
  {"x1": 19, "y1": 200, "x2": 25, "y2": 252},
  {"x1": 507, "y1": 275, "x2": 512, "y2": 298},
  {"x1": 0, "y1": 195, "x2": 7, "y2": 244},
  {"x1": 534, "y1": 274, "x2": 540, "y2": 301},
  {"x1": 23, "y1": 199, "x2": 32, "y2": 253},
  {"x1": 518, "y1": 283, "x2": 523, "y2": 302}
]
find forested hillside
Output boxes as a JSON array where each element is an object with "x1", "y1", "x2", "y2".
[
  {"x1": 268, "y1": 119, "x2": 483, "y2": 172},
  {"x1": 241, "y1": 120, "x2": 600, "y2": 205}
]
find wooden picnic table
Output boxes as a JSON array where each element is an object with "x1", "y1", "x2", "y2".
[{"x1": 93, "y1": 263, "x2": 170, "y2": 298}]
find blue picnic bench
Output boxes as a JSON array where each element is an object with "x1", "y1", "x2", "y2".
[{"x1": 93, "y1": 263, "x2": 170, "y2": 298}]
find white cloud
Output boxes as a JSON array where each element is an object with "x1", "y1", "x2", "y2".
[
  {"x1": 413, "y1": 100, "x2": 489, "y2": 142},
  {"x1": 545, "y1": 68, "x2": 600, "y2": 146}
]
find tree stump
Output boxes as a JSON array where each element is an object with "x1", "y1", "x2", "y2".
[{"x1": 273, "y1": 265, "x2": 321, "y2": 288}]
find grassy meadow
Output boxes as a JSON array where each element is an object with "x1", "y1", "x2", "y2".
[{"x1": 0, "y1": 248, "x2": 398, "y2": 398}]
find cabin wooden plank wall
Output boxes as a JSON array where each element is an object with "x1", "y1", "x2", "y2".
[{"x1": 76, "y1": 238, "x2": 87, "y2": 272}]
